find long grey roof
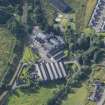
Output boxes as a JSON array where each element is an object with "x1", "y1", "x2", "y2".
[
  {"x1": 35, "y1": 64, "x2": 43, "y2": 80},
  {"x1": 59, "y1": 62, "x2": 67, "y2": 77},
  {"x1": 50, "y1": 63, "x2": 59, "y2": 79},
  {"x1": 45, "y1": 63, "x2": 54, "y2": 80},
  {"x1": 40, "y1": 63, "x2": 48, "y2": 80},
  {"x1": 54, "y1": 62, "x2": 63, "y2": 78}
]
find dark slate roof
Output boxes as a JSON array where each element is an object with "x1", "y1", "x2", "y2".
[{"x1": 49, "y1": 0, "x2": 71, "y2": 13}]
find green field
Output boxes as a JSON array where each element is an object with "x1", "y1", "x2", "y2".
[
  {"x1": 62, "y1": 85, "x2": 88, "y2": 105},
  {"x1": 8, "y1": 83, "x2": 64, "y2": 105},
  {"x1": 0, "y1": 27, "x2": 16, "y2": 80}
]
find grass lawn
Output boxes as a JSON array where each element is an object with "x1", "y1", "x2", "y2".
[
  {"x1": 0, "y1": 27, "x2": 16, "y2": 80},
  {"x1": 8, "y1": 83, "x2": 64, "y2": 105},
  {"x1": 62, "y1": 85, "x2": 88, "y2": 105}
]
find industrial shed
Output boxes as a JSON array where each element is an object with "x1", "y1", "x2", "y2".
[{"x1": 34, "y1": 62, "x2": 67, "y2": 81}]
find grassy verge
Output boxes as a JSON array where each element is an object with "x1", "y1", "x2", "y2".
[{"x1": 84, "y1": 0, "x2": 97, "y2": 27}]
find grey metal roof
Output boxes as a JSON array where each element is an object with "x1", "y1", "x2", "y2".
[
  {"x1": 35, "y1": 64, "x2": 43, "y2": 80},
  {"x1": 34, "y1": 61, "x2": 67, "y2": 81},
  {"x1": 45, "y1": 63, "x2": 54, "y2": 80},
  {"x1": 40, "y1": 63, "x2": 48, "y2": 81},
  {"x1": 59, "y1": 62, "x2": 67, "y2": 77},
  {"x1": 50, "y1": 63, "x2": 59, "y2": 79},
  {"x1": 54, "y1": 62, "x2": 63, "y2": 78}
]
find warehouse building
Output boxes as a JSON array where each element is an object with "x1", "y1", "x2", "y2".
[{"x1": 33, "y1": 61, "x2": 67, "y2": 81}]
